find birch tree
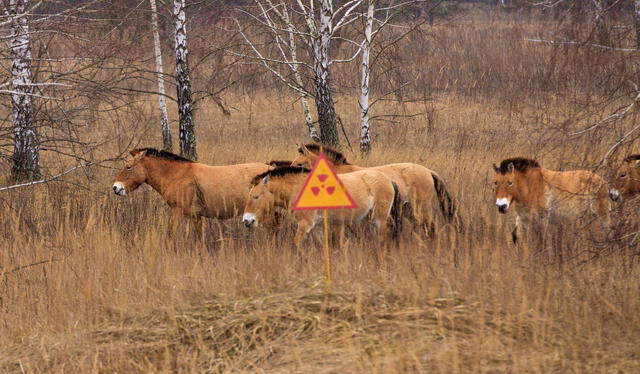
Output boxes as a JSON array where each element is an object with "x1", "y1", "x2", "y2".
[
  {"x1": 234, "y1": 4, "x2": 319, "y2": 141},
  {"x1": 357, "y1": 0, "x2": 426, "y2": 153},
  {"x1": 4, "y1": 0, "x2": 39, "y2": 181},
  {"x1": 150, "y1": 0, "x2": 172, "y2": 151},
  {"x1": 235, "y1": 0, "x2": 366, "y2": 147},
  {"x1": 358, "y1": 0, "x2": 374, "y2": 153},
  {"x1": 173, "y1": 0, "x2": 196, "y2": 160}
]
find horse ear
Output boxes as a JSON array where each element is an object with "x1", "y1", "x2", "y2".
[
  {"x1": 262, "y1": 175, "x2": 270, "y2": 185},
  {"x1": 298, "y1": 144, "x2": 308, "y2": 155},
  {"x1": 508, "y1": 163, "x2": 514, "y2": 173},
  {"x1": 129, "y1": 149, "x2": 138, "y2": 156},
  {"x1": 492, "y1": 163, "x2": 500, "y2": 173},
  {"x1": 136, "y1": 149, "x2": 148, "y2": 159}
]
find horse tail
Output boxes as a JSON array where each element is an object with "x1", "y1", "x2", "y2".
[
  {"x1": 390, "y1": 181, "x2": 403, "y2": 239},
  {"x1": 192, "y1": 178, "x2": 207, "y2": 215},
  {"x1": 431, "y1": 172, "x2": 457, "y2": 226}
]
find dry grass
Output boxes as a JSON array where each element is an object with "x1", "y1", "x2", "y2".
[
  {"x1": 0, "y1": 91, "x2": 638, "y2": 373},
  {"x1": 1, "y1": 8, "x2": 640, "y2": 374}
]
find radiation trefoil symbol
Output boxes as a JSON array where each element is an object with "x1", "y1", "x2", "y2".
[{"x1": 292, "y1": 153, "x2": 357, "y2": 210}]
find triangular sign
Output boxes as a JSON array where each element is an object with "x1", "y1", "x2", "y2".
[{"x1": 292, "y1": 153, "x2": 357, "y2": 210}]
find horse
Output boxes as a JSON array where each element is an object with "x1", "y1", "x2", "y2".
[
  {"x1": 112, "y1": 148, "x2": 272, "y2": 233},
  {"x1": 290, "y1": 143, "x2": 458, "y2": 234},
  {"x1": 242, "y1": 166, "x2": 401, "y2": 247},
  {"x1": 609, "y1": 154, "x2": 640, "y2": 201},
  {"x1": 493, "y1": 157, "x2": 611, "y2": 243}
]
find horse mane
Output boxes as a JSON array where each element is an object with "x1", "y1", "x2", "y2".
[
  {"x1": 624, "y1": 154, "x2": 640, "y2": 162},
  {"x1": 299, "y1": 143, "x2": 350, "y2": 165},
  {"x1": 136, "y1": 148, "x2": 194, "y2": 163},
  {"x1": 266, "y1": 160, "x2": 293, "y2": 167},
  {"x1": 251, "y1": 166, "x2": 310, "y2": 185},
  {"x1": 497, "y1": 157, "x2": 540, "y2": 174}
]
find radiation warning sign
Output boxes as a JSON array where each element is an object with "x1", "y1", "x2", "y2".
[{"x1": 292, "y1": 153, "x2": 357, "y2": 210}]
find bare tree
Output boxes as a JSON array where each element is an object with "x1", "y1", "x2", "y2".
[
  {"x1": 234, "y1": 3, "x2": 319, "y2": 141},
  {"x1": 173, "y1": 0, "x2": 196, "y2": 159},
  {"x1": 4, "y1": 0, "x2": 39, "y2": 181},
  {"x1": 358, "y1": 0, "x2": 374, "y2": 153},
  {"x1": 358, "y1": 0, "x2": 427, "y2": 153},
  {"x1": 235, "y1": 0, "x2": 367, "y2": 147},
  {"x1": 150, "y1": 0, "x2": 172, "y2": 151}
]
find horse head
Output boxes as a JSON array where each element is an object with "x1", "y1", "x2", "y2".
[
  {"x1": 493, "y1": 157, "x2": 541, "y2": 214},
  {"x1": 493, "y1": 162, "x2": 516, "y2": 214},
  {"x1": 290, "y1": 143, "x2": 317, "y2": 168},
  {"x1": 242, "y1": 175, "x2": 276, "y2": 228},
  {"x1": 112, "y1": 149, "x2": 148, "y2": 196},
  {"x1": 610, "y1": 155, "x2": 640, "y2": 201}
]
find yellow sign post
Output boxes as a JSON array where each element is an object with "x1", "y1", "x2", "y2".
[{"x1": 292, "y1": 153, "x2": 356, "y2": 283}]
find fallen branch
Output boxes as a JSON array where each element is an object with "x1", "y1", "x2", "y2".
[
  {"x1": 524, "y1": 38, "x2": 639, "y2": 52},
  {"x1": 1, "y1": 258, "x2": 61, "y2": 278},
  {"x1": 0, "y1": 162, "x2": 92, "y2": 192}
]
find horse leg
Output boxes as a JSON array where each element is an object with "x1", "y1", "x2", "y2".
[
  {"x1": 169, "y1": 208, "x2": 184, "y2": 238},
  {"x1": 412, "y1": 194, "x2": 435, "y2": 237},
  {"x1": 594, "y1": 195, "x2": 612, "y2": 240},
  {"x1": 193, "y1": 216, "x2": 206, "y2": 244},
  {"x1": 294, "y1": 217, "x2": 316, "y2": 249}
]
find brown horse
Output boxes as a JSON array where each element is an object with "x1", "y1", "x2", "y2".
[
  {"x1": 609, "y1": 154, "x2": 640, "y2": 201},
  {"x1": 290, "y1": 143, "x2": 457, "y2": 233},
  {"x1": 112, "y1": 148, "x2": 272, "y2": 231},
  {"x1": 493, "y1": 157, "x2": 611, "y2": 243},
  {"x1": 242, "y1": 166, "x2": 401, "y2": 247}
]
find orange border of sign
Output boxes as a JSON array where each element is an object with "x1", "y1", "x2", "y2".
[{"x1": 292, "y1": 153, "x2": 357, "y2": 210}]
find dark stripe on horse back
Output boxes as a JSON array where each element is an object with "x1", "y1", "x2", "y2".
[
  {"x1": 251, "y1": 166, "x2": 310, "y2": 185},
  {"x1": 135, "y1": 148, "x2": 194, "y2": 163}
]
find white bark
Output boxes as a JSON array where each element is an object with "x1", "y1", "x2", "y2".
[
  {"x1": 236, "y1": 0, "x2": 366, "y2": 147},
  {"x1": 359, "y1": 0, "x2": 374, "y2": 154},
  {"x1": 311, "y1": 0, "x2": 340, "y2": 147},
  {"x1": 5, "y1": 0, "x2": 39, "y2": 181},
  {"x1": 150, "y1": 0, "x2": 172, "y2": 151},
  {"x1": 281, "y1": 6, "x2": 319, "y2": 141},
  {"x1": 173, "y1": 0, "x2": 196, "y2": 159}
]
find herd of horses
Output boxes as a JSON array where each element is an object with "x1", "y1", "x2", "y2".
[{"x1": 111, "y1": 144, "x2": 640, "y2": 246}]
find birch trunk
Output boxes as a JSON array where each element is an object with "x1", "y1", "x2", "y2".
[
  {"x1": 314, "y1": 0, "x2": 340, "y2": 148},
  {"x1": 283, "y1": 8, "x2": 319, "y2": 141},
  {"x1": 150, "y1": 0, "x2": 172, "y2": 151},
  {"x1": 6, "y1": 0, "x2": 40, "y2": 181},
  {"x1": 173, "y1": 0, "x2": 196, "y2": 160},
  {"x1": 359, "y1": 0, "x2": 374, "y2": 154}
]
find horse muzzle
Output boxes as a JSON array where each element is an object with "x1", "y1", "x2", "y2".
[
  {"x1": 495, "y1": 198, "x2": 509, "y2": 214},
  {"x1": 609, "y1": 188, "x2": 620, "y2": 202},
  {"x1": 112, "y1": 182, "x2": 127, "y2": 196},
  {"x1": 242, "y1": 213, "x2": 257, "y2": 228}
]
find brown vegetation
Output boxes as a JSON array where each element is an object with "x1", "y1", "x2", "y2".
[{"x1": 0, "y1": 6, "x2": 639, "y2": 373}]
